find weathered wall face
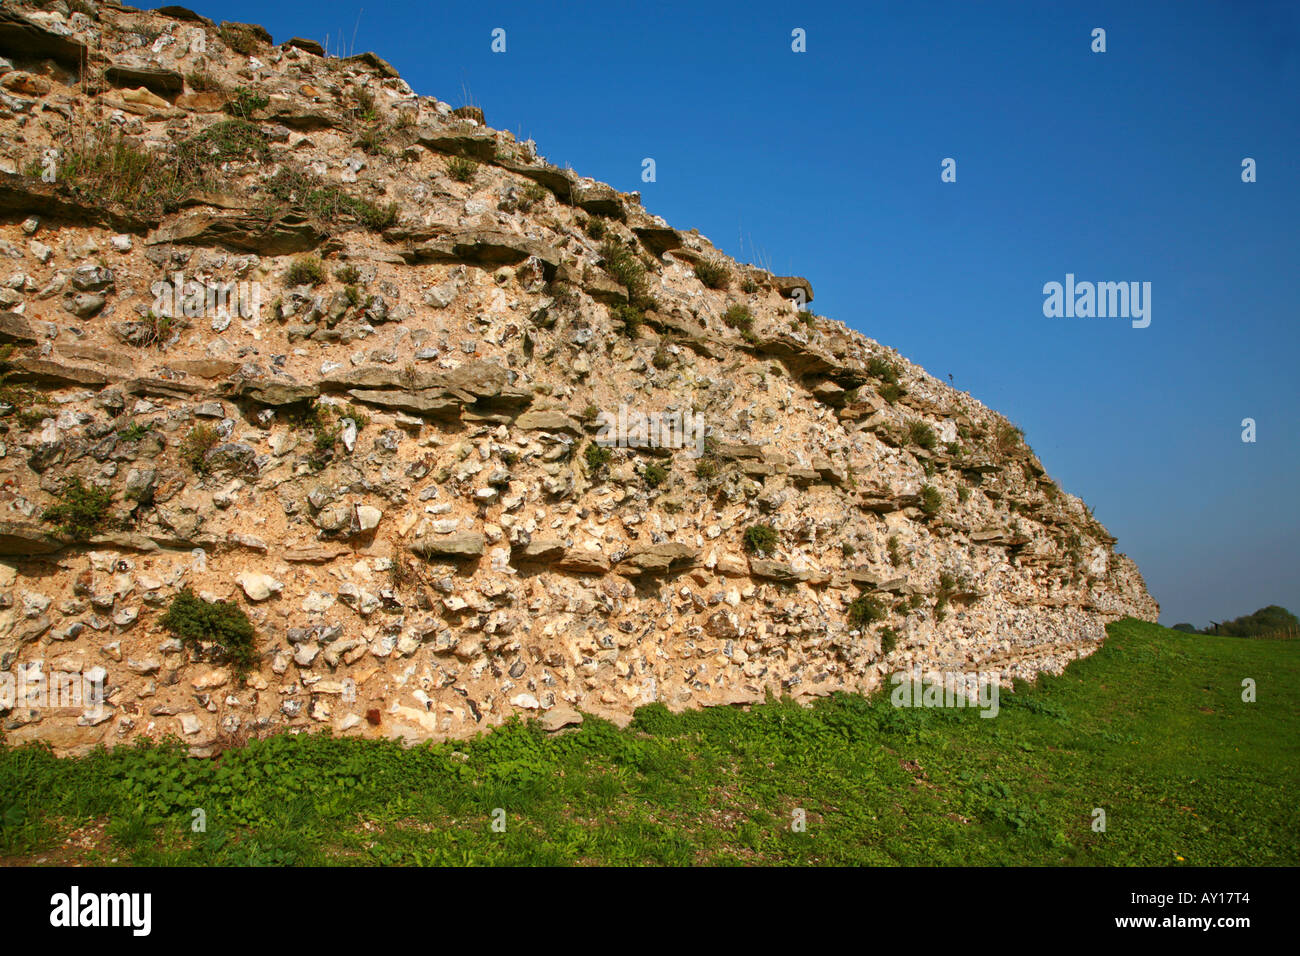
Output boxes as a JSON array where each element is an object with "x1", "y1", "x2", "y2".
[{"x1": 0, "y1": 2, "x2": 1156, "y2": 755}]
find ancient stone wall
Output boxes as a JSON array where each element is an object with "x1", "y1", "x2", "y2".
[{"x1": 0, "y1": 2, "x2": 1155, "y2": 754}]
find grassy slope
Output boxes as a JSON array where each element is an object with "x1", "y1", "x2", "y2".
[{"x1": 1, "y1": 619, "x2": 1296, "y2": 865}]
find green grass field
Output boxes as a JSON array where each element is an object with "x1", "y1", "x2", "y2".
[{"x1": 1, "y1": 619, "x2": 1296, "y2": 865}]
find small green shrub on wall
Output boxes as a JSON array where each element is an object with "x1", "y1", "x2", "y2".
[
  {"x1": 42, "y1": 478, "x2": 113, "y2": 540},
  {"x1": 848, "y1": 594, "x2": 886, "y2": 631},
  {"x1": 743, "y1": 523, "x2": 779, "y2": 555},
  {"x1": 584, "y1": 442, "x2": 612, "y2": 473},
  {"x1": 161, "y1": 589, "x2": 258, "y2": 671}
]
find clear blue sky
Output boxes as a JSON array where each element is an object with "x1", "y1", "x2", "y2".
[{"x1": 187, "y1": 0, "x2": 1299, "y2": 627}]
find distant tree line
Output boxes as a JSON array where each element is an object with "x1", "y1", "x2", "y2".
[{"x1": 1171, "y1": 605, "x2": 1299, "y2": 637}]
